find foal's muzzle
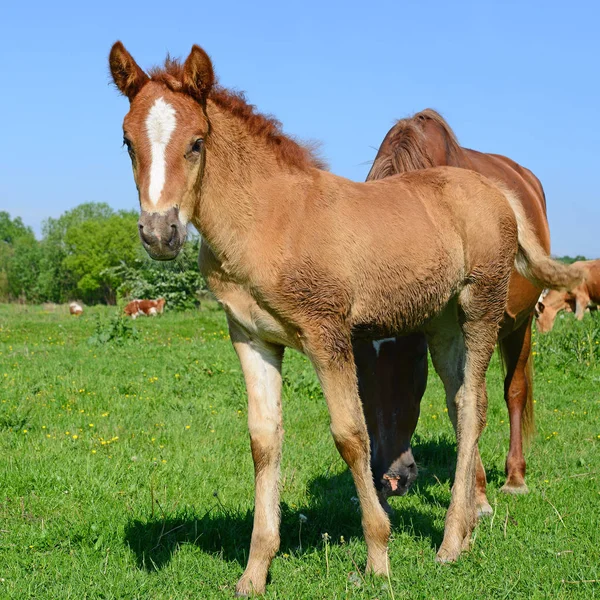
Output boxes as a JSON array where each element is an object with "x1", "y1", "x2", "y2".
[{"x1": 138, "y1": 207, "x2": 187, "y2": 260}]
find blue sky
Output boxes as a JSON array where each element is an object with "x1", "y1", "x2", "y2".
[{"x1": 1, "y1": 0, "x2": 598, "y2": 256}]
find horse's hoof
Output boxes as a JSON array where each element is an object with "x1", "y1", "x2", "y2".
[
  {"x1": 501, "y1": 482, "x2": 529, "y2": 495},
  {"x1": 435, "y1": 546, "x2": 460, "y2": 564},
  {"x1": 477, "y1": 500, "x2": 493, "y2": 518},
  {"x1": 366, "y1": 553, "x2": 390, "y2": 576},
  {"x1": 235, "y1": 575, "x2": 265, "y2": 597}
]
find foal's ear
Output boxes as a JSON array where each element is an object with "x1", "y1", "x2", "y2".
[
  {"x1": 182, "y1": 45, "x2": 215, "y2": 103},
  {"x1": 109, "y1": 41, "x2": 149, "y2": 101}
]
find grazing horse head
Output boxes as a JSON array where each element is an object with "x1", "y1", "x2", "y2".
[{"x1": 109, "y1": 43, "x2": 216, "y2": 260}]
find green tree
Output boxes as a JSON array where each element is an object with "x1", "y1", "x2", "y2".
[
  {"x1": 37, "y1": 203, "x2": 116, "y2": 302},
  {"x1": 0, "y1": 212, "x2": 39, "y2": 301},
  {"x1": 62, "y1": 210, "x2": 139, "y2": 304},
  {"x1": 0, "y1": 212, "x2": 33, "y2": 244},
  {"x1": 6, "y1": 234, "x2": 43, "y2": 301}
]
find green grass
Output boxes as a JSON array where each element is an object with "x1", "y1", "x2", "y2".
[{"x1": 0, "y1": 303, "x2": 598, "y2": 599}]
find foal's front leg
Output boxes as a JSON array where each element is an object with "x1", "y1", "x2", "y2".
[
  {"x1": 310, "y1": 343, "x2": 391, "y2": 576},
  {"x1": 228, "y1": 320, "x2": 284, "y2": 597}
]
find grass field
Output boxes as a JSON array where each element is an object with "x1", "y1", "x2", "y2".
[{"x1": 0, "y1": 303, "x2": 598, "y2": 599}]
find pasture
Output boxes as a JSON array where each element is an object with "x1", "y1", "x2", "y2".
[{"x1": 0, "y1": 303, "x2": 598, "y2": 599}]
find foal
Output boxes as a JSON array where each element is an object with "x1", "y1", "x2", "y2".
[{"x1": 109, "y1": 43, "x2": 582, "y2": 596}]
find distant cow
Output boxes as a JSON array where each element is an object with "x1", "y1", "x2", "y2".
[
  {"x1": 69, "y1": 302, "x2": 84, "y2": 316},
  {"x1": 536, "y1": 259, "x2": 600, "y2": 332},
  {"x1": 124, "y1": 298, "x2": 166, "y2": 318}
]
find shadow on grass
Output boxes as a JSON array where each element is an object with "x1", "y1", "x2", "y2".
[{"x1": 124, "y1": 433, "x2": 503, "y2": 572}]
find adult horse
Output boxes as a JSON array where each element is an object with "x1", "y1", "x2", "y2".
[
  {"x1": 358, "y1": 109, "x2": 552, "y2": 511},
  {"x1": 109, "y1": 45, "x2": 580, "y2": 596}
]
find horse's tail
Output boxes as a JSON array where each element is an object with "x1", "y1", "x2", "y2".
[{"x1": 499, "y1": 185, "x2": 584, "y2": 290}]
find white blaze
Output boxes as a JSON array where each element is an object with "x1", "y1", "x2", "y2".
[{"x1": 145, "y1": 97, "x2": 177, "y2": 205}]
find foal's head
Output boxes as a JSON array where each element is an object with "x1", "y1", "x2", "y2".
[{"x1": 109, "y1": 42, "x2": 215, "y2": 260}]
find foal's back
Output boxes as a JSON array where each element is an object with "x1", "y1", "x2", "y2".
[{"x1": 278, "y1": 166, "x2": 518, "y2": 336}]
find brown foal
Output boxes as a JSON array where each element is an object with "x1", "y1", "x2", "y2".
[
  {"x1": 109, "y1": 44, "x2": 581, "y2": 596},
  {"x1": 360, "y1": 109, "x2": 553, "y2": 511}
]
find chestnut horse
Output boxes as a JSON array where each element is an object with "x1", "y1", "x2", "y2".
[
  {"x1": 359, "y1": 109, "x2": 552, "y2": 510},
  {"x1": 109, "y1": 44, "x2": 580, "y2": 595},
  {"x1": 536, "y1": 259, "x2": 600, "y2": 332}
]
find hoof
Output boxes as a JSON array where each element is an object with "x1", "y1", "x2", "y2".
[
  {"x1": 477, "y1": 500, "x2": 493, "y2": 518},
  {"x1": 436, "y1": 531, "x2": 471, "y2": 563},
  {"x1": 235, "y1": 576, "x2": 265, "y2": 597},
  {"x1": 366, "y1": 553, "x2": 390, "y2": 576},
  {"x1": 435, "y1": 546, "x2": 460, "y2": 564},
  {"x1": 501, "y1": 482, "x2": 529, "y2": 495}
]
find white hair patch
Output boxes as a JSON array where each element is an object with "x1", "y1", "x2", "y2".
[{"x1": 145, "y1": 97, "x2": 177, "y2": 205}]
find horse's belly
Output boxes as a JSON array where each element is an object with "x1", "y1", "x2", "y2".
[
  {"x1": 351, "y1": 274, "x2": 461, "y2": 337},
  {"x1": 217, "y1": 287, "x2": 302, "y2": 350}
]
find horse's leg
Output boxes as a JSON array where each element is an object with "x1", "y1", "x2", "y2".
[
  {"x1": 574, "y1": 291, "x2": 590, "y2": 320},
  {"x1": 310, "y1": 336, "x2": 391, "y2": 576},
  {"x1": 499, "y1": 316, "x2": 534, "y2": 494},
  {"x1": 432, "y1": 308, "x2": 498, "y2": 562},
  {"x1": 354, "y1": 334, "x2": 427, "y2": 512},
  {"x1": 428, "y1": 325, "x2": 492, "y2": 517},
  {"x1": 228, "y1": 320, "x2": 285, "y2": 597}
]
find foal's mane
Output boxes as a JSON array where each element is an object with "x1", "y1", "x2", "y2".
[
  {"x1": 149, "y1": 58, "x2": 327, "y2": 171},
  {"x1": 368, "y1": 108, "x2": 462, "y2": 180}
]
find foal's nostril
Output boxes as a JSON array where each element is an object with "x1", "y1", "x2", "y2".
[
  {"x1": 167, "y1": 223, "x2": 178, "y2": 245},
  {"x1": 138, "y1": 222, "x2": 152, "y2": 245}
]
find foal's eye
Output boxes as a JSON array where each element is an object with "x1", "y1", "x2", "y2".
[
  {"x1": 123, "y1": 137, "x2": 134, "y2": 154},
  {"x1": 191, "y1": 138, "x2": 204, "y2": 154}
]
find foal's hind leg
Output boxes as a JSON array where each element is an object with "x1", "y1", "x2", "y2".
[
  {"x1": 309, "y1": 334, "x2": 391, "y2": 576},
  {"x1": 431, "y1": 298, "x2": 501, "y2": 562},
  {"x1": 428, "y1": 326, "x2": 492, "y2": 518},
  {"x1": 499, "y1": 316, "x2": 534, "y2": 494}
]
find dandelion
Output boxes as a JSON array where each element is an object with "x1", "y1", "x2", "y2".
[
  {"x1": 298, "y1": 514, "x2": 308, "y2": 551},
  {"x1": 185, "y1": 425, "x2": 190, "y2": 430},
  {"x1": 22, "y1": 429, "x2": 28, "y2": 434},
  {"x1": 89, "y1": 424, "x2": 94, "y2": 427},
  {"x1": 72, "y1": 435, "x2": 78, "y2": 440},
  {"x1": 91, "y1": 450, "x2": 97, "y2": 454},
  {"x1": 322, "y1": 532, "x2": 331, "y2": 575}
]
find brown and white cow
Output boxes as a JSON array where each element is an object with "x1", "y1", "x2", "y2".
[
  {"x1": 124, "y1": 298, "x2": 166, "y2": 318},
  {"x1": 69, "y1": 302, "x2": 84, "y2": 316},
  {"x1": 536, "y1": 259, "x2": 600, "y2": 332}
]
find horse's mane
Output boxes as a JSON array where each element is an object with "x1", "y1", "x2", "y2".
[
  {"x1": 368, "y1": 108, "x2": 462, "y2": 181},
  {"x1": 149, "y1": 58, "x2": 327, "y2": 171}
]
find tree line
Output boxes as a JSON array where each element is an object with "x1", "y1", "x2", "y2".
[{"x1": 0, "y1": 204, "x2": 205, "y2": 310}]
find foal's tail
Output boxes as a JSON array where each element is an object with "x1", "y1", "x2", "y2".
[{"x1": 499, "y1": 186, "x2": 584, "y2": 291}]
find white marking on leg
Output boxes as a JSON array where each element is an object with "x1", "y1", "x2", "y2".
[
  {"x1": 372, "y1": 337, "x2": 396, "y2": 358},
  {"x1": 145, "y1": 98, "x2": 177, "y2": 206}
]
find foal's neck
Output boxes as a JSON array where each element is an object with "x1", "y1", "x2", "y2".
[{"x1": 193, "y1": 102, "x2": 315, "y2": 279}]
